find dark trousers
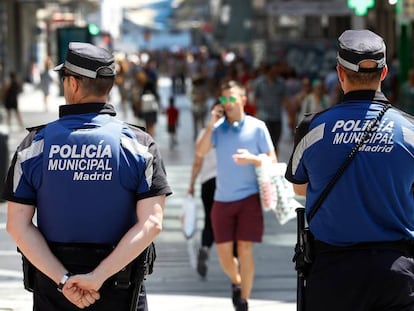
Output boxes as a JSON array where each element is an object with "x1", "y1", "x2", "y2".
[
  {"x1": 31, "y1": 243, "x2": 149, "y2": 311},
  {"x1": 264, "y1": 120, "x2": 282, "y2": 152},
  {"x1": 201, "y1": 177, "x2": 216, "y2": 248},
  {"x1": 33, "y1": 270, "x2": 147, "y2": 311},
  {"x1": 171, "y1": 74, "x2": 186, "y2": 94},
  {"x1": 306, "y1": 249, "x2": 414, "y2": 311}
]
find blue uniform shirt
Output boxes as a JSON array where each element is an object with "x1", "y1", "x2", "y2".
[
  {"x1": 3, "y1": 103, "x2": 171, "y2": 245},
  {"x1": 286, "y1": 91, "x2": 414, "y2": 246}
]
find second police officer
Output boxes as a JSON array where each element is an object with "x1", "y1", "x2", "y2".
[{"x1": 286, "y1": 30, "x2": 414, "y2": 311}]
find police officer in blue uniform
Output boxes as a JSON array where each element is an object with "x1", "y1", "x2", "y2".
[
  {"x1": 286, "y1": 30, "x2": 414, "y2": 311},
  {"x1": 3, "y1": 42, "x2": 171, "y2": 310}
]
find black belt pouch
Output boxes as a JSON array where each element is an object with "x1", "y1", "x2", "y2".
[
  {"x1": 18, "y1": 248, "x2": 35, "y2": 292},
  {"x1": 18, "y1": 242, "x2": 155, "y2": 292},
  {"x1": 18, "y1": 243, "x2": 113, "y2": 292},
  {"x1": 49, "y1": 242, "x2": 113, "y2": 274}
]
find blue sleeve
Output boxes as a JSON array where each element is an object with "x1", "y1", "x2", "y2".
[
  {"x1": 258, "y1": 123, "x2": 274, "y2": 153},
  {"x1": 120, "y1": 126, "x2": 172, "y2": 200},
  {"x1": 2, "y1": 128, "x2": 45, "y2": 205}
]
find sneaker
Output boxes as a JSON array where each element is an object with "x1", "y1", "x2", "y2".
[
  {"x1": 196, "y1": 247, "x2": 209, "y2": 278},
  {"x1": 231, "y1": 283, "x2": 242, "y2": 307},
  {"x1": 235, "y1": 299, "x2": 248, "y2": 311}
]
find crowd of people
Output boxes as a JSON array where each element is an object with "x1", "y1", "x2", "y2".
[
  {"x1": 106, "y1": 47, "x2": 341, "y2": 151},
  {"x1": 2, "y1": 42, "x2": 413, "y2": 142},
  {"x1": 104, "y1": 45, "x2": 411, "y2": 152}
]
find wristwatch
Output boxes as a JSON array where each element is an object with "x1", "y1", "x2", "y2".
[{"x1": 57, "y1": 272, "x2": 73, "y2": 292}]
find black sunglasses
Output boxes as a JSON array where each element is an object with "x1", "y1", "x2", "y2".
[{"x1": 60, "y1": 72, "x2": 82, "y2": 83}]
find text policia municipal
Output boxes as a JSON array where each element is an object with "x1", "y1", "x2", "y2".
[
  {"x1": 332, "y1": 118, "x2": 395, "y2": 153},
  {"x1": 48, "y1": 142, "x2": 113, "y2": 181}
]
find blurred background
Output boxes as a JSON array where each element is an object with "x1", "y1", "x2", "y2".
[{"x1": 0, "y1": 0, "x2": 412, "y2": 91}]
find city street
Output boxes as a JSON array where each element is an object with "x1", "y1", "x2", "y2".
[{"x1": 0, "y1": 77, "x2": 298, "y2": 311}]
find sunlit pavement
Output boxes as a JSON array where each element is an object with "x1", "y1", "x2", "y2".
[{"x1": 0, "y1": 77, "x2": 297, "y2": 311}]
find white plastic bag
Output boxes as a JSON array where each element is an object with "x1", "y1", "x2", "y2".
[
  {"x1": 181, "y1": 194, "x2": 197, "y2": 239},
  {"x1": 256, "y1": 156, "x2": 278, "y2": 212},
  {"x1": 140, "y1": 93, "x2": 159, "y2": 113},
  {"x1": 256, "y1": 159, "x2": 303, "y2": 225}
]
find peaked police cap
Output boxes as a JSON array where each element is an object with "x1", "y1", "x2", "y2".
[
  {"x1": 54, "y1": 42, "x2": 115, "y2": 78},
  {"x1": 337, "y1": 29, "x2": 386, "y2": 73}
]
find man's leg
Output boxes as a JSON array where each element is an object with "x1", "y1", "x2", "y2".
[
  {"x1": 234, "y1": 193, "x2": 263, "y2": 310},
  {"x1": 216, "y1": 241, "x2": 241, "y2": 286},
  {"x1": 211, "y1": 200, "x2": 245, "y2": 308},
  {"x1": 237, "y1": 241, "x2": 254, "y2": 300}
]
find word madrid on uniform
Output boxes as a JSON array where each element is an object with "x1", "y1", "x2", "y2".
[{"x1": 48, "y1": 141, "x2": 113, "y2": 181}]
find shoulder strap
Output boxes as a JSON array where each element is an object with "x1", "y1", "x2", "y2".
[{"x1": 307, "y1": 102, "x2": 391, "y2": 223}]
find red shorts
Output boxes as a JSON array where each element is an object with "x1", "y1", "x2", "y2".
[{"x1": 211, "y1": 193, "x2": 263, "y2": 244}]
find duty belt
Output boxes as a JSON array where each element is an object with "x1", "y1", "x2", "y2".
[
  {"x1": 49, "y1": 242, "x2": 143, "y2": 289},
  {"x1": 314, "y1": 239, "x2": 414, "y2": 256}
]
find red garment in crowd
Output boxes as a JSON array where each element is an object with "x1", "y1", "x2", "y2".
[
  {"x1": 166, "y1": 106, "x2": 179, "y2": 127},
  {"x1": 244, "y1": 102, "x2": 256, "y2": 117}
]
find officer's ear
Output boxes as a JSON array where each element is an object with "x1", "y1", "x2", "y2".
[
  {"x1": 69, "y1": 76, "x2": 83, "y2": 94},
  {"x1": 380, "y1": 65, "x2": 388, "y2": 82},
  {"x1": 336, "y1": 65, "x2": 345, "y2": 83},
  {"x1": 336, "y1": 65, "x2": 345, "y2": 86}
]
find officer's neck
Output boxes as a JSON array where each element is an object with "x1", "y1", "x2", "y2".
[{"x1": 68, "y1": 94, "x2": 108, "y2": 105}]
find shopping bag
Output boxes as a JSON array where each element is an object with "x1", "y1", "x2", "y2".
[
  {"x1": 140, "y1": 93, "x2": 159, "y2": 113},
  {"x1": 181, "y1": 194, "x2": 197, "y2": 239},
  {"x1": 256, "y1": 156, "x2": 278, "y2": 212},
  {"x1": 257, "y1": 158, "x2": 303, "y2": 225}
]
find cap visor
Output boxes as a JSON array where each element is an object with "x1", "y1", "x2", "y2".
[{"x1": 53, "y1": 63, "x2": 64, "y2": 71}]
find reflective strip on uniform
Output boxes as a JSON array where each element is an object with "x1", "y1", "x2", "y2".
[
  {"x1": 402, "y1": 126, "x2": 414, "y2": 147},
  {"x1": 13, "y1": 139, "x2": 44, "y2": 192},
  {"x1": 120, "y1": 136, "x2": 154, "y2": 187},
  {"x1": 291, "y1": 123, "x2": 325, "y2": 175}
]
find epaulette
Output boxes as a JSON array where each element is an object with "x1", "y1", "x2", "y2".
[
  {"x1": 125, "y1": 122, "x2": 147, "y2": 132},
  {"x1": 26, "y1": 124, "x2": 47, "y2": 133}
]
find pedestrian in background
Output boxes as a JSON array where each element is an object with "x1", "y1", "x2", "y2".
[
  {"x1": 40, "y1": 56, "x2": 54, "y2": 112},
  {"x1": 398, "y1": 68, "x2": 414, "y2": 115},
  {"x1": 252, "y1": 61, "x2": 290, "y2": 152},
  {"x1": 188, "y1": 100, "x2": 222, "y2": 278},
  {"x1": 134, "y1": 73, "x2": 160, "y2": 138},
  {"x1": 166, "y1": 95, "x2": 179, "y2": 148},
  {"x1": 114, "y1": 54, "x2": 132, "y2": 119},
  {"x1": 3, "y1": 42, "x2": 171, "y2": 311},
  {"x1": 169, "y1": 51, "x2": 187, "y2": 95},
  {"x1": 296, "y1": 78, "x2": 330, "y2": 125},
  {"x1": 190, "y1": 67, "x2": 209, "y2": 141},
  {"x1": 286, "y1": 29, "x2": 414, "y2": 311},
  {"x1": 1, "y1": 71, "x2": 24, "y2": 130},
  {"x1": 290, "y1": 76, "x2": 312, "y2": 130},
  {"x1": 196, "y1": 80, "x2": 276, "y2": 311}
]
